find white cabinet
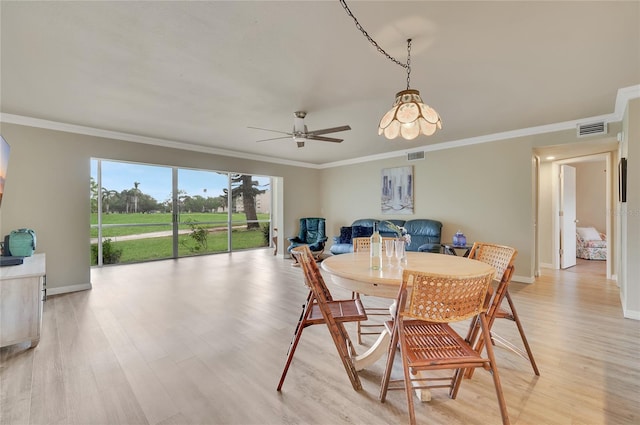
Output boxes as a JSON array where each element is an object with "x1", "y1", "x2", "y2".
[{"x1": 0, "y1": 253, "x2": 46, "y2": 348}]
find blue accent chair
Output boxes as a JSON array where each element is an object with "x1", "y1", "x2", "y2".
[{"x1": 287, "y1": 217, "x2": 328, "y2": 259}]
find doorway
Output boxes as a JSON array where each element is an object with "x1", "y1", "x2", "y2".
[{"x1": 535, "y1": 151, "x2": 613, "y2": 279}]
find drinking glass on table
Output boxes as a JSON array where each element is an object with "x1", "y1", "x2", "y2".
[
  {"x1": 394, "y1": 239, "x2": 406, "y2": 267},
  {"x1": 384, "y1": 239, "x2": 395, "y2": 267}
]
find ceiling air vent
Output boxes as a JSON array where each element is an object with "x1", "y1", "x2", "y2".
[
  {"x1": 577, "y1": 121, "x2": 607, "y2": 138},
  {"x1": 407, "y1": 151, "x2": 425, "y2": 161}
]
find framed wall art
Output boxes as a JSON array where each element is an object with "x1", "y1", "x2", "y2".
[{"x1": 381, "y1": 165, "x2": 414, "y2": 215}]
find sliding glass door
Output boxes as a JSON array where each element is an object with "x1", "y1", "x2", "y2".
[{"x1": 91, "y1": 159, "x2": 272, "y2": 266}]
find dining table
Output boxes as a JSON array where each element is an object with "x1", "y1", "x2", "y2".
[{"x1": 321, "y1": 251, "x2": 495, "y2": 401}]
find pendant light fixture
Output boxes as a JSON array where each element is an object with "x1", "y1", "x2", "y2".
[
  {"x1": 378, "y1": 39, "x2": 442, "y2": 140},
  {"x1": 340, "y1": 0, "x2": 442, "y2": 140}
]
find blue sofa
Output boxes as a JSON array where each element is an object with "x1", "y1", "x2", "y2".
[{"x1": 330, "y1": 218, "x2": 443, "y2": 255}]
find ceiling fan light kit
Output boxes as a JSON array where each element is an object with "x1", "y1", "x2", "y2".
[
  {"x1": 340, "y1": 0, "x2": 442, "y2": 140},
  {"x1": 249, "y1": 110, "x2": 351, "y2": 148}
]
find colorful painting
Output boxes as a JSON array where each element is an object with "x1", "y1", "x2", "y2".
[{"x1": 381, "y1": 166, "x2": 413, "y2": 215}]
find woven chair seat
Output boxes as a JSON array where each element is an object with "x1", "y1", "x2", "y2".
[
  {"x1": 306, "y1": 299, "x2": 367, "y2": 325},
  {"x1": 387, "y1": 320, "x2": 484, "y2": 364}
]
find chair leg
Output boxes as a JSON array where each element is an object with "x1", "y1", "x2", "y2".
[
  {"x1": 379, "y1": 323, "x2": 399, "y2": 402},
  {"x1": 326, "y1": 320, "x2": 362, "y2": 391},
  {"x1": 277, "y1": 292, "x2": 313, "y2": 391},
  {"x1": 354, "y1": 292, "x2": 364, "y2": 345},
  {"x1": 504, "y1": 290, "x2": 540, "y2": 376},
  {"x1": 463, "y1": 315, "x2": 483, "y2": 379},
  {"x1": 478, "y1": 314, "x2": 511, "y2": 425},
  {"x1": 466, "y1": 290, "x2": 539, "y2": 378},
  {"x1": 399, "y1": 333, "x2": 417, "y2": 425}
]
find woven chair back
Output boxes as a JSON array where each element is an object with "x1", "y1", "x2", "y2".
[
  {"x1": 467, "y1": 242, "x2": 517, "y2": 321},
  {"x1": 352, "y1": 237, "x2": 370, "y2": 253},
  {"x1": 401, "y1": 269, "x2": 494, "y2": 323},
  {"x1": 468, "y1": 243, "x2": 517, "y2": 282},
  {"x1": 291, "y1": 245, "x2": 333, "y2": 302},
  {"x1": 353, "y1": 236, "x2": 395, "y2": 253}
]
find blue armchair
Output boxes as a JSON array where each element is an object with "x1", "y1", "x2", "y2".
[{"x1": 287, "y1": 217, "x2": 328, "y2": 259}]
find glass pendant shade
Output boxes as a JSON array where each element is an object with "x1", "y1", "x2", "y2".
[{"x1": 378, "y1": 89, "x2": 442, "y2": 140}]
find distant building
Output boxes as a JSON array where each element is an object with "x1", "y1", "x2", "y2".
[{"x1": 234, "y1": 190, "x2": 271, "y2": 214}]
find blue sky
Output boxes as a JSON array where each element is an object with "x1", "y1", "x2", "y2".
[{"x1": 91, "y1": 160, "x2": 270, "y2": 202}]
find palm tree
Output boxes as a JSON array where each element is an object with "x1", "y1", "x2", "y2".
[
  {"x1": 132, "y1": 181, "x2": 141, "y2": 213},
  {"x1": 101, "y1": 188, "x2": 118, "y2": 214},
  {"x1": 231, "y1": 174, "x2": 265, "y2": 229}
]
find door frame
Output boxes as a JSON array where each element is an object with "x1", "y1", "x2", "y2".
[{"x1": 550, "y1": 153, "x2": 612, "y2": 278}]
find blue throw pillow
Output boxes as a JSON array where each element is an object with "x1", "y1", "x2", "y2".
[
  {"x1": 339, "y1": 226, "x2": 353, "y2": 244},
  {"x1": 351, "y1": 225, "x2": 373, "y2": 240}
]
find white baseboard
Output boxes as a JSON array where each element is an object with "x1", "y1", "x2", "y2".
[
  {"x1": 539, "y1": 262, "x2": 553, "y2": 269},
  {"x1": 512, "y1": 274, "x2": 534, "y2": 284},
  {"x1": 46, "y1": 283, "x2": 92, "y2": 296},
  {"x1": 623, "y1": 308, "x2": 640, "y2": 320}
]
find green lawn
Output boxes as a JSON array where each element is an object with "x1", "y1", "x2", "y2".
[
  {"x1": 90, "y1": 212, "x2": 271, "y2": 264},
  {"x1": 90, "y1": 212, "x2": 270, "y2": 237},
  {"x1": 91, "y1": 227, "x2": 268, "y2": 265}
]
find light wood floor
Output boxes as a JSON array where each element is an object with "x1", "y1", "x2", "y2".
[{"x1": 1, "y1": 251, "x2": 638, "y2": 425}]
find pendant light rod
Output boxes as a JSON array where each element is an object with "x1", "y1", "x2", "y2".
[
  {"x1": 405, "y1": 39, "x2": 412, "y2": 90},
  {"x1": 339, "y1": 0, "x2": 408, "y2": 70},
  {"x1": 340, "y1": 0, "x2": 442, "y2": 140}
]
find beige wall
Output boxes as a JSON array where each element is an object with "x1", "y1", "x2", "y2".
[
  {"x1": 575, "y1": 161, "x2": 607, "y2": 231},
  {"x1": 322, "y1": 137, "x2": 535, "y2": 282},
  {"x1": 2, "y1": 102, "x2": 638, "y2": 318},
  {"x1": 0, "y1": 123, "x2": 320, "y2": 293}
]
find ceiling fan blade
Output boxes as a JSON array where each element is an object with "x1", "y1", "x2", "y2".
[
  {"x1": 255, "y1": 136, "x2": 292, "y2": 143},
  {"x1": 247, "y1": 126, "x2": 292, "y2": 136},
  {"x1": 307, "y1": 125, "x2": 351, "y2": 136},
  {"x1": 306, "y1": 135, "x2": 344, "y2": 143}
]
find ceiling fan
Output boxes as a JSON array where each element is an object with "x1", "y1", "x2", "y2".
[{"x1": 249, "y1": 111, "x2": 351, "y2": 148}]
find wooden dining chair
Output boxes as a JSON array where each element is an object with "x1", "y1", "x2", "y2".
[
  {"x1": 277, "y1": 245, "x2": 367, "y2": 392},
  {"x1": 466, "y1": 242, "x2": 540, "y2": 377},
  {"x1": 351, "y1": 237, "x2": 394, "y2": 344},
  {"x1": 379, "y1": 268, "x2": 510, "y2": 425}
]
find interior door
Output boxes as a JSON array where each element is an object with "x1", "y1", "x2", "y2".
[{"x1": 560, "y1": 165, "x2": 577, "y2": 269}]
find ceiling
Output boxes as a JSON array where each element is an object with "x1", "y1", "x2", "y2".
[{"x1": 1, "y1": 1, "x2": 639, "y2": 166}]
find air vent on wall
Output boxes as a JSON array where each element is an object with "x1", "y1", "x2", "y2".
[
  {"x1": 577, "y1": 121, "x2": 607, "y2": 137},
  {"x1": 407, "y1": 151, "x2": 425, "y2": 161}
]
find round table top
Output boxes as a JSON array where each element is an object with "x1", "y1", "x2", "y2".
[{"x1": 321, "y1": 251, "x2": 495, "y2": 298}]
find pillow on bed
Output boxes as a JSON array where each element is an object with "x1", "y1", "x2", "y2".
[{"x1": 577, "y1": 227, "x2": 602, "y2": 241}]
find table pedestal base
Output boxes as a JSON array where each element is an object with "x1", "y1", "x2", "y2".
[{"x1": 353, "y1": 330, "x2": 390, "y2": 371}]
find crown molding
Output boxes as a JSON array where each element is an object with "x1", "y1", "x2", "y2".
[
  {"x1": 0, "y1": 113, "x2": 321, "y2": 169},
  {"x1": 319, "y1": 84, "x2": 640, "y2": 169},
  {"x1": 2, "y1": 84, "x2": 638, "y2": 170}
]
